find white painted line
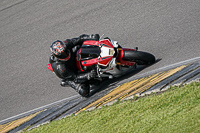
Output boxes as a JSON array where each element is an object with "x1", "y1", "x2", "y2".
[
  {"x1": 1, "y1": 57, "x2": 200, "y2": 125},
  {"x1": 153, "y1": 56, "x2": 200, "y2": 72},
  {"x1": 0, "y1": 94, "x2": 80, "y2": 125},
  {"x1": 132, "y1": 56, "x2": 200, "y2": 79}
]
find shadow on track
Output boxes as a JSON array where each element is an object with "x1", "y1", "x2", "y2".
[{"x1": 89, "y1": 59, "x2": 162, "y2": 97}]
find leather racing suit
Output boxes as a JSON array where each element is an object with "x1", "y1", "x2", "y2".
[{"x1": 49, "y1": 34, "x2": 100, "y2": 93}]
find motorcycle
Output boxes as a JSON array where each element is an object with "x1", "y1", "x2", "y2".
[
  {"x1": 75, "y1": 37, "x2": 155, "y2": 96},
  {"x1": 47, "y1": 37, "x2": 155, "y2": 97}
]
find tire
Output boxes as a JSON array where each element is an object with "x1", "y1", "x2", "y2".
[{"x1": 123, "y1": 50, "x2": 155, "y2": 65}]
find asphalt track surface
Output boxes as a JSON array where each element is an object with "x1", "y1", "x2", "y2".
[{"x1": 0, "y1": 0, "x2": 200, "y2": 121}]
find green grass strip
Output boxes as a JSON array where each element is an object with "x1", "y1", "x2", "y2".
[{"x1": 25, "y1": 82, "x2": 200, "y2": 133}]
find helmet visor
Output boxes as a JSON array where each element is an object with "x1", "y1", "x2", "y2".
[{"x1": 50, "y1": 41, "x2": 66, "y2": 56}]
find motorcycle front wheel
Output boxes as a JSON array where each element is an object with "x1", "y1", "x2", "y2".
[{"x1": 123, "y1": 50, "x2": 155, "y2": 65}]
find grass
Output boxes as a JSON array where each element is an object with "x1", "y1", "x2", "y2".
[{"x1": 25, "y1": 82, "x2": 200, "y2": 133}]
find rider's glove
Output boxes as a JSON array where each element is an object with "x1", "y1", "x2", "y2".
[
  {"x1": 87, "y1": 70, "x2": 97, "y2": 80},
  {"x1": 79, "y1": 34, "x2": 100, "y2": 41},
  {"x1": 90, "y1": 34, "x2": 100, "y2": 40},
  {"x1": 75, "y1": 70, "x2": 97, "y2": 83}
]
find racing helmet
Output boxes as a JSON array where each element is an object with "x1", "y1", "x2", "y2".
[{"x1": 50, "y1": 40, "x2": 71, "y2": 61}]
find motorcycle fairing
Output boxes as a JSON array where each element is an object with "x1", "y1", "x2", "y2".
[
  {"x1": 47, "y1": 63, "x2": 54, "y2": 72},
  {"x1": 77, "y1": 39, "x2": 115, "y2": 71}
]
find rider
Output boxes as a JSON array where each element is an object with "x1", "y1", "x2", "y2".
[{"x1": 49, "y1": 34, "x2": 100, "y2": 96}]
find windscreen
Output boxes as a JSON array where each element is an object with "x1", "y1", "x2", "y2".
[{"x1": 81, "y1": 45, "x2": 101, "y2": 60}]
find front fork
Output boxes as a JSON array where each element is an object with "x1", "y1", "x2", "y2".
[{"x1": 116, "y1": 48, "x2": 137, "y2": 66}]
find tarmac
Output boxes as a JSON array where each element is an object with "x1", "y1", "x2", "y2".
[{"x1": 0, "y1": 57, "x2": 199, "y2": 133}]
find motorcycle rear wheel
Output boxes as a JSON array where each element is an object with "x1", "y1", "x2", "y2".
[{"x1": 123, "y1": 51, "x2": 155, "y2": 65}]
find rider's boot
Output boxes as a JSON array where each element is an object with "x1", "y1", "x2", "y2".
[
  {"x1": 77, "y1": 83, "x2": 90, "y2": 97},
  {"x1": 61, "y1": 80, "x2": 90, "y2": 97}
]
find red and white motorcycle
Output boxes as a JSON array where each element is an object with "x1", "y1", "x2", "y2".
[
  {"x1": 76, "y1": 38, "x2": 155, "y2": 79},
  {"x1": 73, "y1": 37, "x2": 155, "y2": 96},
  {"x1": 47, "y1": 37, "x2": 155, "y2": 97}
]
